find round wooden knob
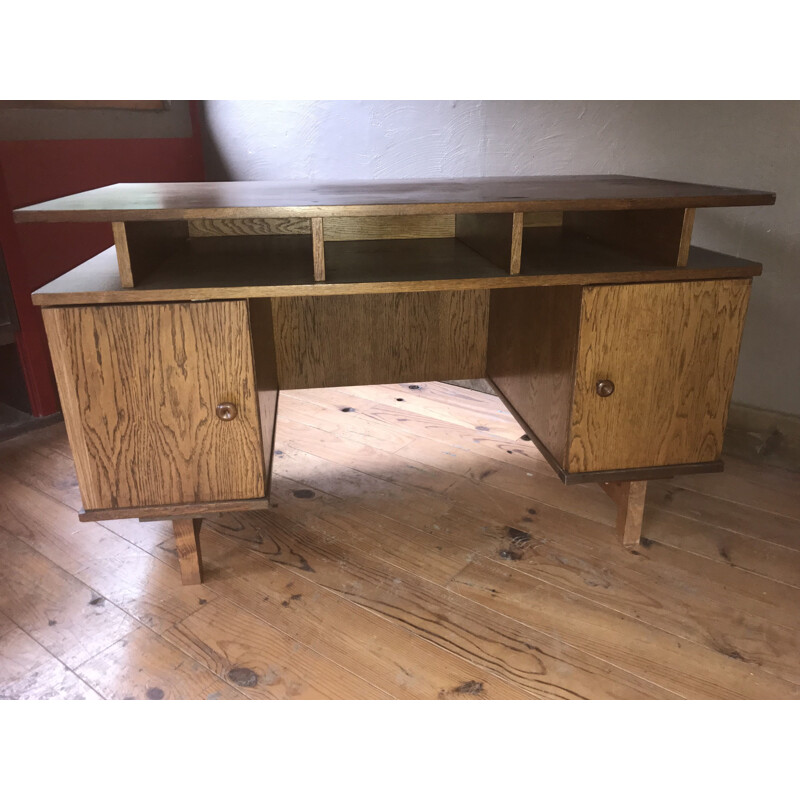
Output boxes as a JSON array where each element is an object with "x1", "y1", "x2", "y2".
[
  {"x1": 216, "y1": 402, "x2": 238, "y2": 421},
  {"x1": 596, "y1": 379, "x2": 615, "y2": 397}
]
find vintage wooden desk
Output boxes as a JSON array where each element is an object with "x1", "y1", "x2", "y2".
[{"x1": 14, "y1": 176, "x2": 775, "y2": 585}]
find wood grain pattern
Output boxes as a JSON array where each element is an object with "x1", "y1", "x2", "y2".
[
  {"x1": 31, "y1": 242, "x2": 762, "y2": 307},
  {"x1": 3, "y1": 383, "x2": 800, "y2": 699},
  {"x1": 43, "y1": 301, "x2": 265, "y2": 510},
  {"x1": 487, "y1": 286, "x2": 582, "y2": 466},
  {"x1": 75, "y1": 626, "x2": 244, "y2": 700},
  {"x1": 601, "y1": 481, "x2": 647, "y2": 547},
  {"x1": 188, "y1": 217, "x2": 311, "y2": 237},
  {"x1": 173, "y1": 518, "x2": 203, "y2": 585},
  {"x1": 163, "y1": 597, "x2": 390, "y2": 699},
  {"x1": 248, "y1": 298, "x2": 280, "y2": 501},
  {"x1": 678, "y1": 208, "x2": 696, "y2": 267},
  {"x1": 510, "y1": 212, "x2": 524, "y2": 274},
  {"x1": 13, "y1": 175, "x2": 776, "y2": 223},
  {"x1": 569, "y1": 279, "x2": 752, "y2": 472},
  {"x1": 456, "y1": 212, "x2": 515, "y2": 269},
  {"x1": 324, "y1": 214, "x2": 456, "y2": 241},
  {"x1": 0, "y1": 528, "x2": 139, "y2": 669},
  {"x1": 272, "y1": 291, "x2": 489, "y2": 389},
  {"x1": 113, "y1": 220, "x2": 188, "y2": 287},
  {"x1": 78, "y1": 497, "x2": 272, "y2": 522},
  {"x1": 563, "y1": 208, "x2": 691, "y2": 266},
  {"x1": 311, "y1": 218, "x2": 325, "y2": 281}
]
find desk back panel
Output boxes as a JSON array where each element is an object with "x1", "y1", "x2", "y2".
[{"x1": 271, "y1": 290, "x2": 489, "y2": 389}]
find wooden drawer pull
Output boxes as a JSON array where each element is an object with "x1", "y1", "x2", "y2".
[
  {"x1": 216, "y1": 402, "x2": 238, "y2": 421},
  {"x1": 595, "y1": 379, "x2": 615, "y2": 397}
]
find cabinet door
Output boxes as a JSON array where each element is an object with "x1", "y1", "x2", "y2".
[
  {"x1": 44, "y1": 301, "x2": 265, "y2": 510},
  {"x1": 568, "y1": 279, "x2": 751, "y2": 473}
]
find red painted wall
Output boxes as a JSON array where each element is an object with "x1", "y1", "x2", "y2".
[{"x1": 0, "y1": 102, "x2": 205, "y2": 416}]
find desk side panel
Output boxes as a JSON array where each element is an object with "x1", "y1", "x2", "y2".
[{"x1": 486, "y1": 286, "x2": 583, "y2": 467}]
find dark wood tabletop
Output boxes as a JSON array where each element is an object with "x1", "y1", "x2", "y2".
[{"x1": 13, "y1": 175, "x2": 776, "y2": 222}]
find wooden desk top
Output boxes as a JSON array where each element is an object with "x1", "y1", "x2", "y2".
[{"x1": 14, "y1": 175, "x2": 776, "y2": 222}]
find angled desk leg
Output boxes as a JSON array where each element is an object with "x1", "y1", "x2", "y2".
[
  {"x1": 173, "y1": 518, "x2": 203, "y2": 585},
  {"x1": 600, "y1": 481, "x2": 647, "y2": 549}
]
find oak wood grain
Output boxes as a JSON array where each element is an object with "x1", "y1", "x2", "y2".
[
  {"x1": 173, "y1": 518, "x2": 203, "y2": 585},
  {"x1": 13, "y1": 175, "x2": 776, "y2": 223},
  {"x1": 487, "y1": 285, "x2": 582, "y2": 466},
  {"x1": 272, "y1": 291, "x2": 489, "y2": 389},
  {"x1": 43, "y1": 301, "x2": 265, "y2": 510},
  {"x1": 311, "y1": 218, "x2": 325, "y2": 281},
  {"x1": 510, "y1": 212, "x2": 524, "y2": 274},
  {"x1": 601, "y1": 480, "x2": 647, "y2": 547},
  {"x1": 188, "y1": 217, "x2": 311, "y2": 237},
  {"x1": 568, "y1": 279, "x2": 752, "y2": 472},
  {"x1": 324, "y1": 214, "x2": 456, "y2": 241}
]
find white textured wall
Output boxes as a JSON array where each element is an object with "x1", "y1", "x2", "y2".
[{"x1": 201, "y1": 101, "x2": 800, "y2": 416}]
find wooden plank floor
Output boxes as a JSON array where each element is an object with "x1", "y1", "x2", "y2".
[{"x1": 1, "y1": 381, "x2": 799, "y2": 700}]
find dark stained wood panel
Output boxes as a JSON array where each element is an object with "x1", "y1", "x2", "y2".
[
  {"x1": 31, "y1": 242, "x2": 763, "y2": 307},
  {"x1": 487, "y1": 286, "x2": 583, "y2": 466},
  {"x1": 13, "y1": 175, "x2": 775, "y2": 222},
  {"x1": 562, "y1": 208, "x2": 691, "y2": 266},
  {"x1": 42, "y1": 301, "x2": 265, "y2": 510},
  {"x1": 272, "y1": 291, "x2": 489, "y2": 389}
]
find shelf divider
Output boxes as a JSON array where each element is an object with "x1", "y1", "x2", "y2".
[{"x1": 312, "y1": 217, "x2": 326, "y2": 281}]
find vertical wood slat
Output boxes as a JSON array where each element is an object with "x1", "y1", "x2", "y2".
[
  {"x1": 510, "y1": 212, "x2": 524, "y2": 275},
  {"x1": 312, "y1": 218, "x2": 326, "y2": 281},
  {"x1": 678, "y1": 208, "x2": 696, "y2": 267}
]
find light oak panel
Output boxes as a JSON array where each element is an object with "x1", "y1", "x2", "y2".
[
  {"x1": 568, "y1": 279, "x2": 752, "y2": 472},
  {"x1": 272, "y1": 291, "x2": 489, "y2": 389},
  {"x1": 188, "y1": 218, "x2": 311, "y2": 237},
  {"x1": 311, "y1": 218, "x2": 325, "y2": 281},
  {"x1": 324, "y1": 214, "x2": 455, "y2": 241},
  {"x1": 43, "y1": 301, "x2": 265, "y2": 510}
]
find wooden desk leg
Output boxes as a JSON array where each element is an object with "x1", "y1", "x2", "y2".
[
  {"x1": 600, "y1": 481, "x2": 647, "y2": 549},
  {"x1": 173, "y1": 518, "x2": 204, "y2": 584}
]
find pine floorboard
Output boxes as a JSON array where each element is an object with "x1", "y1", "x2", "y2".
[{"x1": 0, "y1": 381, "x2": 798, "y2": 699}]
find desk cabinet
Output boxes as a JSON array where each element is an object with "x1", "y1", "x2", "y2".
[
  {"x1": 15, "y1": 175, "x2": 775, "y2": 585},
  {"x1": 569, "y1": 279, "x2": 751, "y2": 473},
  {"x1": 42, "y1": 300, "x2": 266, "y2": 511}
]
